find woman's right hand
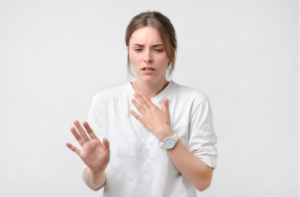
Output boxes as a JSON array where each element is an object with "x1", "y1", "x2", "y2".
[{"x1": 66, "y1": 120, "x2": 110, "y2": 172}]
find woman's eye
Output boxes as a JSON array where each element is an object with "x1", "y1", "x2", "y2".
[{"x1": 134, "y1": 49, "x2": 162, "y2": 52}]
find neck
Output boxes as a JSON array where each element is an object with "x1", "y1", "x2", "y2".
[{"x1": 131, "y1": 79, "x2": 170, "y2": 100}]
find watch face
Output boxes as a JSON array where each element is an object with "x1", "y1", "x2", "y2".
[{"x1": 164, "y1": 138, "x2": 175, "y2": 149}]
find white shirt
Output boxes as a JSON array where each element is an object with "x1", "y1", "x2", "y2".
[{"x1": 83, "y1": 80, "x2": 218, "y2": 197}]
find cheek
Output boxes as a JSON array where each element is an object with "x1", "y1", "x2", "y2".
[
  {"x1": 129, "y1": 52, "x2": 142, "y2": 64},
  {"x1": 156, "y1": 53, "x2": 169, "y2": 64}
]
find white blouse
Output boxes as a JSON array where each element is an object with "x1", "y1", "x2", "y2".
[{"x1": 83, "y1": 80, "x2": 218, "y2": 197}]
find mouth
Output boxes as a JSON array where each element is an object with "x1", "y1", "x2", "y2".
[
  {"x1": 141, "y1": 68, "x2": 155, "y2": 70},
  {"x1": 142, "y1": 68, "x2": 155, "y2": 74}
]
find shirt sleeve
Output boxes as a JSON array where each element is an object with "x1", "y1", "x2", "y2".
[
  {"x1": 82, "y1": 94, "x2": 105, "y2": 182},
  {"x1": 187, "y1": 97, "x2": 218, "y2": 169},
  {"x1": 86, "y1": 94, "x2": 105, "y2": 140}
]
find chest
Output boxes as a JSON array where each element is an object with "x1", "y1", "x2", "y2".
[{"x1": 102, "y1": 97, "x2": 191, "y2": 148}]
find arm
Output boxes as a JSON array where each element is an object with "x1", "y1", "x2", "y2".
[
  {"x1": 130, "y1": 92, "x2": 217, "y2": 191},
  {"x1": 158, "y1": 130, "x2": 213, "y2": 191},
  {"x1": 83, "y1": 165, "x2": 107, "y2": 191},
  {"x1": 156, "y1": 97, "x2": 217, "y2": 191}
]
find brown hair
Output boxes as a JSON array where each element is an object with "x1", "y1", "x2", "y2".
[{"x1": 125, "y1": 11, "x2": 177, "y2": 80}]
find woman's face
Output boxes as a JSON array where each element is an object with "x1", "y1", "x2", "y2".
[{"x1": 127, "y1": 26, "x2": 170, "y2": 83}]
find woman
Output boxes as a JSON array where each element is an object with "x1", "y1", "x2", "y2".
[{"x1": 66, "y1": 11, "x2": 218, "y2": 197}]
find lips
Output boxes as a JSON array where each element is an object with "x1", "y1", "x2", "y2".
[
  {"x1": 142, "y1": 67, "x2": 155, "y2": 70},
  {"x1": 142, "y1": 69, "x2": 155, "y2": 74}
]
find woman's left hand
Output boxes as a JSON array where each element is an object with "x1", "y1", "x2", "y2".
[{"x1": 130, "y1": 92, "x2": 171, "y2": 138}]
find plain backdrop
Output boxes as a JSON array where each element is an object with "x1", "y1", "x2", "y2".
[{"x1": 0, "y1": 0, "x2": 298, "y2": 196}]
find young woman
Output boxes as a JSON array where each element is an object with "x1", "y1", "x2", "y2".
[{"x1": 66, "y1": 11, "x2": 218, "y2": 197}]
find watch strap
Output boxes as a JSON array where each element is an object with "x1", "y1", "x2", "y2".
[{"x1": 172, "y1": 133, "x2": 178, "y2": 142}]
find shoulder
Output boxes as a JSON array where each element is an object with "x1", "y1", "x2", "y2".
[
  {"x1": 91, "y1": 83, "x2": 127, "y2": 104},
  {"x1": 174, "y1": 82, "x2": 208, "y2": 104}
]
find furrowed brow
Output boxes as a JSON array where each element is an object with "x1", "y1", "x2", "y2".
[{"x1": 133, "y1": 43, "x2": 163, "y2": 47}]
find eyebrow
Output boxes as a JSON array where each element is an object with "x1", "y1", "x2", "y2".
[{"x1": 133, "y1": 44, "x2": 163, "y2": 47}]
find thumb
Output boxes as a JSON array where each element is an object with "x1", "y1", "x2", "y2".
[{"x1": 103, "y1": 137, "x2": 110, "y2": 150}]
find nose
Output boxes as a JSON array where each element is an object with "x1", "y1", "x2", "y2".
[{"x1": 144, "y1": 49, "x2": 152, "y2": 63}]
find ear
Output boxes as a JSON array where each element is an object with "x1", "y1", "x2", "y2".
[{"x1": 127, "y1": 46, "x2": 129, "y2": 52}]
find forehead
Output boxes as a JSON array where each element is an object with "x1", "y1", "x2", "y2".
[{"x1": 130, "y1": 26, "x2": 162, "y2": 45}]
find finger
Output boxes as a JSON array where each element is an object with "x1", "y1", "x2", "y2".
[
  {"x1": 73, "y1": 120, "x2": 90, "y2": 142},
  {"x1": 82, "y1": 121, "x2": 99, "y2": 140},
  {"x1": 163, "y1": 98, "x2": 170, "y2": 124},
  {"x1": 163, "y1": 98, "x2": 169, "y2": 113},
  {"x1": 70, "y1": 126, "x2": 85, "y2": 147},
  {"x1": 131, "y1": 98, "x2": 145, "y2": 115},
  {"x1": 66, "y1": 142, "x2": 81, "y2": 155},
  {"x1": 130, "y1": 109, "x2": 143, "y2": 123},
  {"x1": 138, "y1": 92, "x2": 156, "y2": 109},
  {"x1": 134, "y1": 92, "x2": 149, "y2": 110},
  {"x1": 103, "y1": 137, "x2": 110, "y2": 150}
]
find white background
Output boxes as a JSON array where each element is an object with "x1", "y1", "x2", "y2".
[{"x1": 0, "y1": 0, "x2": 298, "y2": 196}]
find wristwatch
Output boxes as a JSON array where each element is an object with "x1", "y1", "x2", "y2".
[{"x1": 160, "y1": 133, "x2": 178, "y2": 150}]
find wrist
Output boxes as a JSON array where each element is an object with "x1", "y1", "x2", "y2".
[
  {"x1": 90, "y1": 165, "x2": 107, "y2": 174},
  {"x1": 86, "y1": 165, "x2": 107, "y2": 191},
  {"x1": 157, "y1": 126, "x2": 174, "y2": 142},
  {"x1": 160, "y1": 132, "x2": 178, "y2": 151}
]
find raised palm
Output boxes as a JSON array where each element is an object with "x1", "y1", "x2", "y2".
[{"x1": 66, "y1": 120, "x2": 110, "y2": 172}]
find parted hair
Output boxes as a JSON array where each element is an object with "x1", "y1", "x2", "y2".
[{"x1": 125, "y1": 11, "x2": 177, "y2": 79}]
